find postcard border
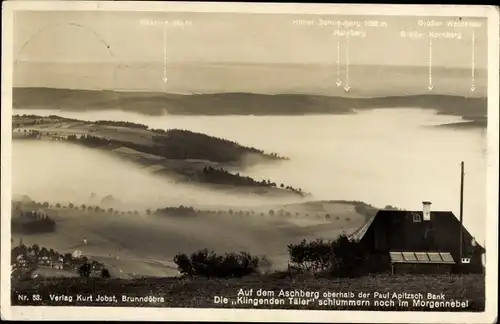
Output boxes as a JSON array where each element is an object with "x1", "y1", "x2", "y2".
[{"x1": 1, "y1": 2, "x2": 498, "y2": 323}]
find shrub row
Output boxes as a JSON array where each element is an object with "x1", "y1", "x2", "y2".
[
  {"x1": 173, "y1": 235, "x2": 368, "y2": 279},
  {"x1": 173, "y1": 249, "x2": 266, "y2": 278}
]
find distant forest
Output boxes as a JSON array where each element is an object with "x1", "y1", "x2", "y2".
[
  {"x1": 67, "y1": 132, "x2": 287, "y2": 164},
  {"x1": 197, "y1": 166, "x2": 306, "y2": 196},
  {"x1": 11, "y1": 211, "x2": 56, "y2": 234},
  {"x1": 13, "y1": 88, "x2": 487, "y2": 125}
]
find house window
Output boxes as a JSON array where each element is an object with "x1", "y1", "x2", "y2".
[{"x1": 412, "y1": 213, "x2": 421, "y2": 222}]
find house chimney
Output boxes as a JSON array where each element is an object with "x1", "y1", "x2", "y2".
[{"x1": 422, "y1": 201, "x2": 432, "y2": 221}]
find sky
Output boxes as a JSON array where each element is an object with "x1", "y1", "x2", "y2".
[{"x1": 13, "y1": 11, "x2": 488, "y2": 67}]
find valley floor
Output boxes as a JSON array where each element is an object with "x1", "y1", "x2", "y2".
[{"x1": 11, "y1": 273, "x2": 484, "y2": 311}]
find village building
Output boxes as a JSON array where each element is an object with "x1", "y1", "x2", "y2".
[
  {"x1": 51, "y1": 257, "x2": 64, "y2": 270},
  {"x1": 14, "y1": 254, "x2": 28, "y2": 270},
  {"x1": 349, "y1": 201, "x2": 485, "y2": 274},
  {"x1": 38, "y1": 256, "x2": 51, "y2": 266}
]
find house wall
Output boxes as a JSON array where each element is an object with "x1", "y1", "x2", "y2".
[
  {"x1": 392, "y1": 263, "x2": 453, "y2": 275},
  {"x1": 428, "y1": 216, "x2": 484, "y2": 272},
  {"x1": 373, "y1": 218, "x2": 388, "y2": 251},
  {"x1": 359, "y1": 212, "x2": 484, "y2": 274},
  {"x1": 362, "y1": 253, "x2": 391, "y2": 274},
  {"x1": 454, "y1": 249, "x2": 484, "y2": 274},
  {"x1": 386, "y1": 213, "x2": 432, "y2": 250}
]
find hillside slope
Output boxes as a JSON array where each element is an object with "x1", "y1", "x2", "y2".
[{"x1": 11, "y1": 199, "x2": 371, "y2": 278}]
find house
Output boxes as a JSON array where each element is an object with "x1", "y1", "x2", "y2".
[
  {"x1": 14, "y1": 254, "x2": 28, "y2": 270},
  {"x1": 349, "y1": 202, "x2": 485, "y2": 274},
  {"x1": 38, "y1": 256, "x2": 51, "y2": 266},
  {"x1": 52, "y1": 258, "x2": 64, "y2": 270}
]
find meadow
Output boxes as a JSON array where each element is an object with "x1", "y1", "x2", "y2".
[{"x1": 11, "y1": 273, "x2": 485, "y2": 311}]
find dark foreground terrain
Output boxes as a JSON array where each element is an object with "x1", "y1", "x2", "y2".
[{"x1": 12, "y1": 273, "x2": 484, "y2": 311}]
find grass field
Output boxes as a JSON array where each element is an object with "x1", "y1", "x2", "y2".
[
  {"x1": 11, "y1": 273, "x2": 485, "y2": 311},
  {"x1": 11, "y1": 199, "x2": 368, "y2": 279}
]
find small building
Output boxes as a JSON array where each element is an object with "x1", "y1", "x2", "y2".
[
  {"x1": 38, "y1": 256, "x2": 51, "y2": 266},
  {"x1": 52, "y1": 260, "x2": 64, "y2": 270},
  {"x1": 349, "y1": 202, "x2": 485, "y2": 274},
  {"x1": 14, "y1": 254, "x2": 28, "y2": 270}
]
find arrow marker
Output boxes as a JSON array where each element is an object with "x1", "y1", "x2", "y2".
[
  {"x1": 344, "y1": 35, "x2": 350, "y2": 92},
  {"x1": 162, "y1": 23, "x2": 168, "y2": 83},
  {"x1": 471, "y1": 30, "x2": 476, "y2": 92},
  {"x1": 336, "y1": 23, "x2": 342, "y2": 87},
  {"x1": 428, "y1": 37, "x2": 433, "y2": 91}
]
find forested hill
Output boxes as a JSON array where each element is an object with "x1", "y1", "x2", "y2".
[{"x1": 13, "y1": 87, "x2": 486, "y2": 123}]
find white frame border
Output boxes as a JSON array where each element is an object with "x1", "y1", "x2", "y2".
[{"x1": 1, "y1": 2, "x2": 498, "y2": 323}]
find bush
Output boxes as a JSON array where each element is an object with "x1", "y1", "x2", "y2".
[
  {"x1": 173, "y1": 249, "x2": 261, "y2": 278},
  {"x1": 287, "y1": 238, "x2": 334, "y2": 273},
  {"x1": 101, "y1": 268, "x2": 111, "y2": 278},
  {"x1": 173, "y1": 253, "x2": 195, "y2": 277},
  {"x1": 329, "y1": 235, "x2": 367, "y2": 277},
  {"x1": 78, "y1": 263, "x2": 91, "y2": 277},
  {"x1": 154, "y1": 205, "x2": 197, "y2": 217},
  {"x1": 287, "y1": 235, "x2": 367, "y2": 278}
]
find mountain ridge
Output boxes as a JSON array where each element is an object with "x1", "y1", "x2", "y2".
[{"x1": 13, "y1": 87, "x2": 487, "y2": 125}]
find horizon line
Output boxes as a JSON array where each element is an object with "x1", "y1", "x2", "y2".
[
  {"x1": 12, "y1": 61, "x2": 488, "y2": 69},
  {"x1": 12, "y1": 86, "x2": 487, "y2": 100}
]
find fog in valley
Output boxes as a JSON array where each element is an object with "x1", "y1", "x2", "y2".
[
  {"x1": 12, "y1": 139, "x2": 309, "y2": 276},
  {"x1": 13, "y1": 107, "x2": 487, "y2": 246},
  {"x1": 12, "y1": 140, "x2": 302, "y2": 210}
]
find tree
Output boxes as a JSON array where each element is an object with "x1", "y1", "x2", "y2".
[
  {"x1": 39, "y1": 247, "x2": 49, "y2": 257},
  {"x1": 55, "y1": 203, "x2": 61, "y2": 208},
  {"x1": 101, "y1": 268, "x2": 111, "y2": 278},
  {"x1": 78, "y1": 263, "x2": 91, "y2": 277},
  {"x1": 173, "y1": 253, "x2": 194, "y2": 276},
  {"x1": 280, "y1": 183, "x2": 284, "y2": 188},
  {"x1": 108, "y1": 208, "x2": 114, "y2": 214},
  {"x1": 81, "y1": 204, "x2": 86, "y2": 210},
  {"x1": 63, "y1": 253, "x2": 72, "y2": 262},
  {"x1": 146, "y1": 209, "x2": 151, "y2": 215},
  {"x1": 42, "y1": 202, "x2": 49, "y2": 208},
  {"x1": 32, "y1": 244, "x2": 40, "y2": 255},
  {"x1": 68, "y1": 203, "x2": 74, "y2": 209}
]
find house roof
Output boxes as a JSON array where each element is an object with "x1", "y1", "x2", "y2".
[
  {"x1": 349, "y1": 209, "x2": 485, "y2": 253},
  {"x1": 389, "y1": 251, "x2": 456, "y2": 264},
  {"x1": 349, "y1": 214, "x2": 377, "y2": 242}
]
